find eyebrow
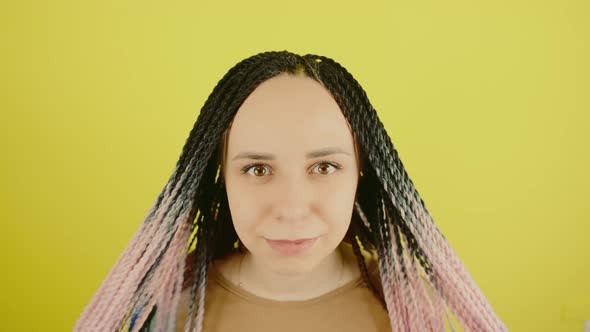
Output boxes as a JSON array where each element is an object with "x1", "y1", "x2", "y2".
[{"x1": 231, "y1": 147, "x2": 351, "y2": 161}]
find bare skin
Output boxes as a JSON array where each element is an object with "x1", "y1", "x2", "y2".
[{"x1": 211, "y1": 241, "x2": 362, "y2": 301}]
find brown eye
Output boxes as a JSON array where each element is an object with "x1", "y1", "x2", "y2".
[
  {"x1": 313, "y1": 161, "x2": 341, "y2": 175},
  {"x1": 252, "y1": 165, "x2": 267, "y2": 177},
  {"x1": 317, "y1": 163, "x2": 331, "y2": 175},
  {"x1": 241, "y1": 164, "x2": 272, "y2": 177}
]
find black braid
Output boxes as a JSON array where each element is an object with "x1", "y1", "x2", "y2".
[{"x1": 350, "y1": 231, "x2": 387, "y2": 310}]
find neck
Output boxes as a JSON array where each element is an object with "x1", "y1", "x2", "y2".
[{"x1": 235, "y1": 244, "x2": 346, "y2": 301}]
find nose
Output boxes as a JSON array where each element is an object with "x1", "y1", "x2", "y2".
[{"x1": 274, "y1": 177, "x2": 312, "y2": 222}]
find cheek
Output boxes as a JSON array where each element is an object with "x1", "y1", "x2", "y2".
[
  {"x1": 225, "y1": 181, "x2": 261, "y2": 237},
  {"x1": 322, "y1": 173, "x2": 358, "y2": 214},
  {"x1": 322, "y1": 186, "x2": 356, "y2": 235}
]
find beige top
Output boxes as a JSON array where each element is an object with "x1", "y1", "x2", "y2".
[{"x1": 174, "y1": 243, "x2": 392, "y2": 332}]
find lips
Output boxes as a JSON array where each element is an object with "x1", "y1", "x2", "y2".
[
  {"x1": 264, "y1": 237, "x2": 319, "y2": 256},
  {"x1": 267, "y1": 238, "x2": 315, "y2": 243}
]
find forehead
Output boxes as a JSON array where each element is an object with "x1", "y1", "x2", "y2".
[{"x1": 227, "y1": 73, "x2": 354, "y2": 154}]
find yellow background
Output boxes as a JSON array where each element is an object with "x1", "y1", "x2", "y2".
[{"x1": 1, "y1": 0, "x2": 588, "y2": 331}]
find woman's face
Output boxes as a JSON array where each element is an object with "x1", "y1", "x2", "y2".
[{"x1": 222, "y1": 72, "x2": 360, "y2": 274}]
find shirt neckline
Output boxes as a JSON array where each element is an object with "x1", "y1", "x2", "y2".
[{"x1": 207, "y1": 244, "x2": 378, "y2": 307}]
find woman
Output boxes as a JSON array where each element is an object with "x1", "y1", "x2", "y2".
[{"x1": 74, "y1": 50, "x2": 507, "y2": 332}]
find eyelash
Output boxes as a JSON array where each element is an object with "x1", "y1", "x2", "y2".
[{"x1": 240, "y1": 160, "x2": 342, "y2": 177}]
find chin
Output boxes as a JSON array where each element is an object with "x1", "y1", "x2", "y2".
[{"x1": 264, "y1": 246, "x2": 328, "y2": 273}]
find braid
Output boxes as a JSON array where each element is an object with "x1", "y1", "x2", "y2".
[
  {"x1": 350, "y1": 233, "x2": 387, "y2": 310},
  {"x1": 74, "y1": 50, "x2": 507, "y2": 332}
]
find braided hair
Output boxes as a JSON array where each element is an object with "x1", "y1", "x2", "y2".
[{"x1": 74, "y1": 50, "x2": 507, "y2": 332}]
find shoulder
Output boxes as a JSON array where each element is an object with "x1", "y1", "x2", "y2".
[
  {"x1": 339, "y1": 241, "x2": 384, "y2": 300},
  {"x1": 361, "y1": 247, "x2": 437, "y2": 304},
  {"x1": 363, "y1": 248, "x2": 385, "y2": 299},
  {"x1": 175, "y1": 286, "x2": 198, "y2": 332},
  {"x1": 176, "y1": 251, "x2": 196, "y2": 331},
  {"x1": 419, "y1": 272, "x2": 437, "y2": 303},
  {"x1": 176, "y1": 250, "x2": 211, "y2": 331}
]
